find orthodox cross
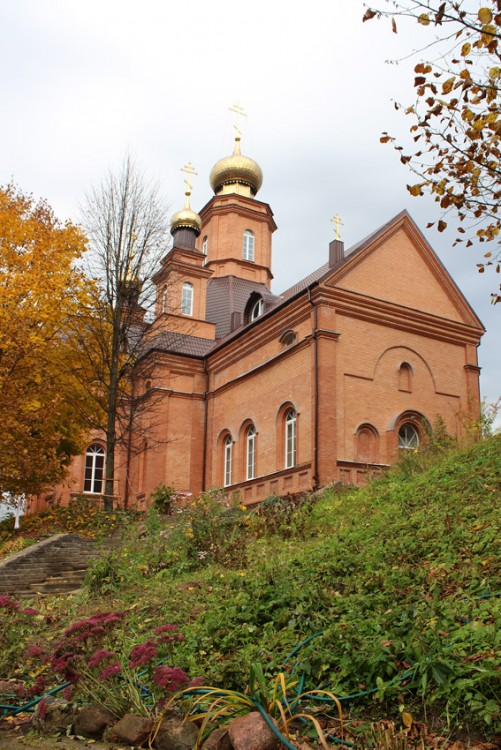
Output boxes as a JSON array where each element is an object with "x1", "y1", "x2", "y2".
[
  {"x1": 229, "y1": 102, "x2": 247, "y2": 140},
  {"x1": 181, "y1": 162, "x2": 197, "y2": 195},
  {"x1": 331, "y1": 213, "x2": 344, "y2": 241}
]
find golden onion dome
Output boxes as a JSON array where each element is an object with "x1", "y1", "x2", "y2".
[
  {"x1": 170, "y1": 204, "x2": 202, "y2": 235},
  {"x1": 171, "y1": 163, "x2": 202, "y2": 236},
  {"x1": 210, "y1": 137, "x2": 263, "y2": 196}
]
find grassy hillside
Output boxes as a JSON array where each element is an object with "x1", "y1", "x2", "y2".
[{"x1": 1, "y1": 435, "x2": 500, "y2": 740}]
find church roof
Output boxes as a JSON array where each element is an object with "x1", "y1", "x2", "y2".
[
  {"x1": 141, "y1": 330, "x2": 214, "y2": 358},
  {"x1": 279, "y1": 262, "x2": 329, "y2": 301},
  {"x1": 143, "y1": 210, "x2": 483, "y2": 361},
  {"x1": 206, "y1": 276, "x2": 280, "y2": 339}
]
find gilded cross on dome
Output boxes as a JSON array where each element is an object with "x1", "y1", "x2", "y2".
[
  {"x1": 229, "y1": 102, "x2": 247, "y2": 140},
  {"x1": 181, "y1": 162, "x2": 197, "y2": 197},
  {"x1": 331, "y1": 213, "x2": 344, "y2": 241}
]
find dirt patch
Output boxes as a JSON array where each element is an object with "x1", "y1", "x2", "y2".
[{"x1": 0, "y1": 724, "x2": 114, "y2": 750}]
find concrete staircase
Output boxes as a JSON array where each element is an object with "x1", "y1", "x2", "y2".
[{"x1": 0, "y1": 533, "x2": 115, "y2": 597}]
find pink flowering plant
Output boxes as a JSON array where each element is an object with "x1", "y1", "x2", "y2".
[{"x1": 48, "y1": 612, "x2": 195, "y2": 718}]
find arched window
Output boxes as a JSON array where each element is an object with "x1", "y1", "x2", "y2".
[
  {"x1": 246, "y1": 425, "x2": 256, "y2": 480},
  {"x1": 181, "y1": 282, "x2": 194, "y2": 316},
  {"x1": 243, "y1": 229, "x2": 255, "y2": 262},
  {"x1": 398, "y1": 423, "x2": 419, "y2": 450},
  {"x1": 285, "y1": 409, "x2": 297, "y2": 468},
  {"x1": 224, "y1": 435, "x2": 233, "y2": 487},
  {"x1": 398, "y1": 362, "x2": 413, "y2": 392},
  {"x1": 250, "y1": 297, "x2": 264, "y2": 321},
  {"x1": 161, "y1": 285, "x2": 167, "y2": 314},
  {"x1": 84, "y1": 444, "x2": 105, "y2": 494},
  {"x1": 202, "y1": 236, "x2": 208, "y2": 266}
]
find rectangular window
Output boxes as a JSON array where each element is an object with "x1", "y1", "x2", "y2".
[
  {"x1": 246, "y1": 428, "x2": 256, "y2": 480},
  {"x1": 224, "y1": 438, "x2": 232, "y2": 487},
  {"x1": 285, "y1": 411, "x2": 296, "y2": 469},
  {"x1": 181, "y1": 283, "x2": 194, "y2": 316},
  {"x1": 243, "y1": 230, "x2": 255, "y2": 262}
]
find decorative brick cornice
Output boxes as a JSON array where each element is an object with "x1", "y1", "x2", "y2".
[{"x1": 314, "y1": 285, "x2": 483, "y2": 346}]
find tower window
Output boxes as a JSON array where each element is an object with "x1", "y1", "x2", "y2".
[
  {"x1": 84, "y1": 444, "x2": 105, "y2": 494},
  {"x1": 161, "y1": 285, "x2": 167, "y2": 314},
  {"x1": 181, "y1": 282, "x2": 194, "y2": 316},
  {"x1": 202, "y1": 235, "x2": 208, "y2": 266},
  {"x1": 246, "y1": 425, "x2": 256, "y2": 480},
  {"x1": 243, "y1": 229, "x2": 255, "y2": 262}
]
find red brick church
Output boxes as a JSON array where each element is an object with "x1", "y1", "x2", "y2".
[{"x1": 29, "y1": 131, "x2": 485, "y2": 512}]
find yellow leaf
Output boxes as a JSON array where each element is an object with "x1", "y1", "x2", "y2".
[
  {"x1": 418, "y1": 13, "x2": 430, "y2": 25},
  {"x1": 442, "y1": 77, "x2": 455, "y2": 94},
  {"x1": 489, "y1": 67, "x2": 501, "y2": 79},
  {"x1": 461, "y1": 43, "x2": 471, "y2": 56},
  {"x1": 402, "y1": 710, "x2": 413, "y2": 728},
  {"x1": 478, "y1": 7, "x2": 493, "y2": 24}
]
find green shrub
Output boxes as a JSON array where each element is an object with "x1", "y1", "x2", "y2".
[
  {"x1": 251, "y1": 492, "x2": 317, "y2": 539},
  {"x1": 184, "y1": 490, "x2": 251, "y2": 569},
  {"x1": 150, "y1": 484, "x2": 176, "y2": 515}
]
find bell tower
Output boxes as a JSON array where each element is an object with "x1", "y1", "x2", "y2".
[
  {"x1": 151, "y1": 164, "x2": 215, "y2": 340},
  {"x1": 196, "y1": 111, "x2": 276, "y2": 288}
]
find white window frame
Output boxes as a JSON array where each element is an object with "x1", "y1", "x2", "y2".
[
  {"x1": 202, "y1": 236, "x2": 208, "y2": 266},
  {"x1": 161, "y1": 285, "x2": 167, "y2": 314},
  {"x1": 243, "y1": 229, "x2": 255, "y2": 262},
  {"x1": 84, "y1": 444, "x2": 105, "y2": 494},
  {"x1": 246, "y1": 425, "x2": 256, "y2": 480},
  {"x1": 250, "y1": 298, "x2": 264, "y2": 321},
  {"x1": 398, "y1": 423, "x2": 419, "y2": 450},
  {"x1": 285, "y1": 409, "x2": 296, "y2": 469},
  {"x1": 181, "y1": 282, "x2": 194, "y2": 316},
  {"x1": 224, "y1": 435, "x2": 233, "y2": 487}
]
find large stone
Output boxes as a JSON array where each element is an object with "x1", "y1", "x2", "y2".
[
  {"x1": 32, "y1": 696, "x2": 79, "y2": 735},
  {"x1": 202, "y1": 726, "x2": 234, "y2": 750},
  {"x1": 227, "y1": 712, "x2": 280, "y2": 750},
  {"x1": 153, "y1": 715, "x2": 199, "y2": 750},
  {"x1": 73, "y1": 704, "x2": 116, "y2": 739},
  {"x1": 106, "y1": 713, "x2": 153, "y2": 746}
]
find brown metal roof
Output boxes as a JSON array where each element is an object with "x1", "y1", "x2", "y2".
[
  {"x1": 206, "y1": 276, "x2": 280, "y2": 339},
  {"x1": 141, "y1": 331, "x2": 214, "y2": 358}
]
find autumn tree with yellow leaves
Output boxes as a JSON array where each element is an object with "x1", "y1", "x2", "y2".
[
  {"x1": 364, "y1": 1, "x2": 501, "y2": 301},
  {"x1": 0, "y1": 185, "x2": 93, "y2": 496}
]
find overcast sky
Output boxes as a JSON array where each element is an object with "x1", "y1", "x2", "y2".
[{"x1": 1, "y1": 0, "x2": 499, "y2": 421}]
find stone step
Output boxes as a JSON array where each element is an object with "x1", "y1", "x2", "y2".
[
  {"x1": 29, "y1": 582, "x2": 84, "y2": 594},
  {"x1": 0, "y1": 532, "x2": 121, "y2": 597}
]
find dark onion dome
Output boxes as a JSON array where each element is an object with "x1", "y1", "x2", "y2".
[{"x1": 209, "y1": 137, "x2": 263, "y2": 196}]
